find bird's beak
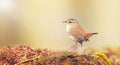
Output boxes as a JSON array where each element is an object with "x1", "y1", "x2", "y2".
[{"x1": 62, "y1": 21, "x2": 66, "y2": 23}]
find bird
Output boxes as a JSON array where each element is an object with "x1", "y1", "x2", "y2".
[{"x1": 63, "y1": 18, "x2": 97, "y2": 51}]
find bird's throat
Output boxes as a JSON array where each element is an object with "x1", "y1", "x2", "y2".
[{"x1": 66, "y1": 25, "x2": 72, "y2": 33}]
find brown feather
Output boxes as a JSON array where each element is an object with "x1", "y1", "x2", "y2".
[
  {"x1": 85, "y1": 33, "x2": 98, "y2": 39},
  {"x1": 69, "y1": 25, "x2": 86, "y2": 42}
]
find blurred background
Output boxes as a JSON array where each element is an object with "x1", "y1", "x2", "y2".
[{"x1": 0, "y1": 0, "x2": 120, "y2": 50}]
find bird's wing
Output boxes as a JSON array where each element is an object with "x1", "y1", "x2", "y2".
[
  {"x1": 69, "y1": 26, "x2": 86, "y2": 42},
  {"x1": 77, "y1": 25, "x2": 86, "y2": 36}
]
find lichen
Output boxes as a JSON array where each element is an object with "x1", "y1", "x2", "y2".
[
  {"x1": 93, "y1": 52, "x2": 111, "y2": 65},
  {"x1": 0, "y1": 45, "x2": 119, "y2": 65}
]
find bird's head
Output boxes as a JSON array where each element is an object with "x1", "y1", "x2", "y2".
[
  {"x1": 63, "y1": 18, "x2": 80, "y2": 32},
  {"x1": 63, "y1": 18, "x2": 79, "y2": 26}
]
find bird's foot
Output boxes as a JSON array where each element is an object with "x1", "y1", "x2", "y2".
[{"x1": 68, "y1": 44, "x2": 82, "y2": 52}]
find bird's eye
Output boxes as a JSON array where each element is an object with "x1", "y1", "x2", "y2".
[{"x1": 69, "y1": 21, "x2": 72, "y2": 23}]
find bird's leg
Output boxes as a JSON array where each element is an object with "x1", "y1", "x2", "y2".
[
  {"x1": 69, "y1": 42, "x2": 79, "y2": 52},
  {"x1": 79, "y1": 42, "x2": 84, "y2": 52},
  {"x1": 80, "y1": 43, "x2": 83, "y2": 50}
]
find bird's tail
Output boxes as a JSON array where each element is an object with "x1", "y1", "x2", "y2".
[{"x1": 85, "y1": 33, "x2": 98, "y2": 40}]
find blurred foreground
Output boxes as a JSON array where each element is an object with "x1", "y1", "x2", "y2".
[{"x1": 0, "y1": 45, "x2": 119, "y2": 65}]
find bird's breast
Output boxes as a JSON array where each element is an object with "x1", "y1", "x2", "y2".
[{"x1": 69, "y1": 35, "x2": 76, "y2": 41}]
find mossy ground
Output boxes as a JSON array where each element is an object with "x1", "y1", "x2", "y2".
[{"x1": 0, "y1": 45, "x2": 119, "y2": 65}]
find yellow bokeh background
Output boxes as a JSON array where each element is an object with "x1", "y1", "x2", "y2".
[{"x1": 0, "y1": 0, "x2": 120, "y2": 50}]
